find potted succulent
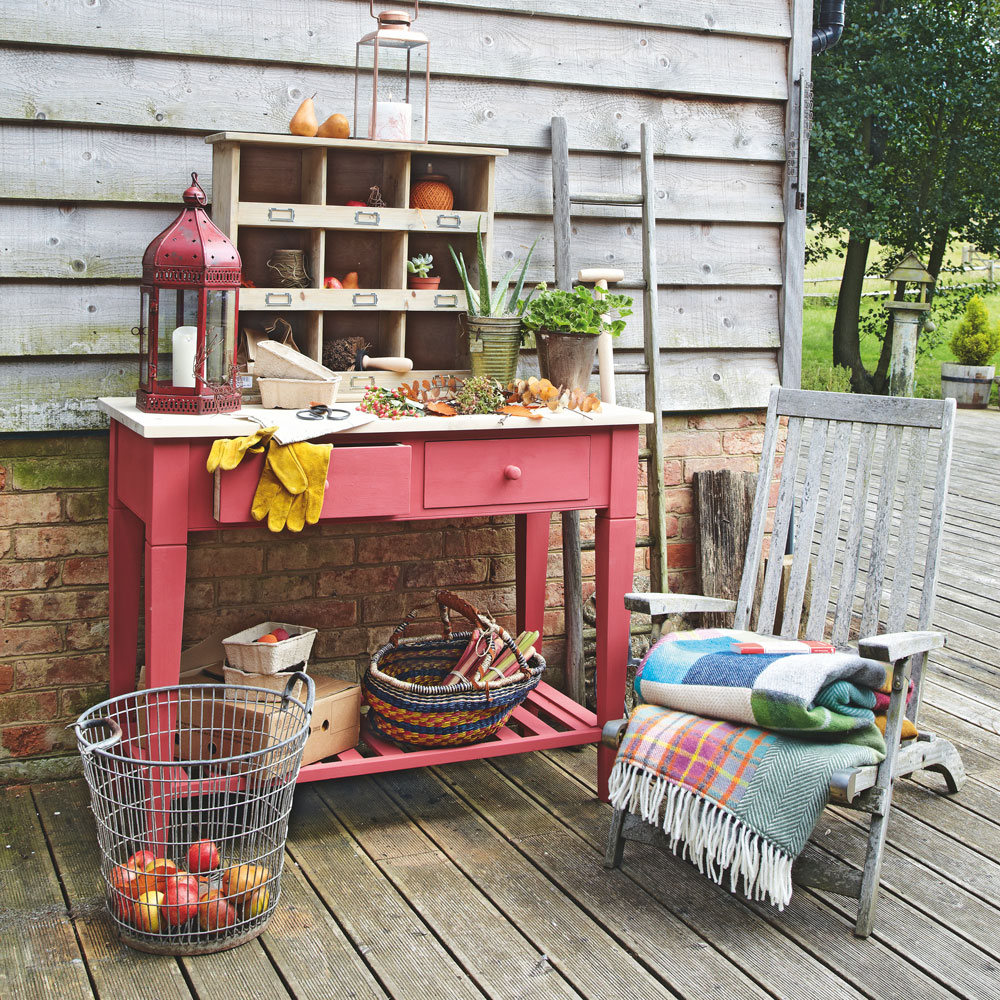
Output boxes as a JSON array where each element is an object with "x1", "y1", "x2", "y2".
[
  {"x1": 941, "y1": 294, "x2": 1000, "y2": 408},
  {"x1": 407, "y1": 253, "x2": 440, "y2": 291},
  {"x1": 449, "y1": 220, "x2": 536, "y2": 383},
  {"x1": 519, "y1": 283, "x2": 633, "y2": 389}
]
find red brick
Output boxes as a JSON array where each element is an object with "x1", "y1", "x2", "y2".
[
  {"x1": 64, "y1": 491, "x2": 107, "y2": 523},
  {"x1": 0, "y1": 493, "x2": 61, "y2": 527},
  {"x1": 188, "y1": 545, "x2": 263, "y2": 578},
  {"x1": 443, "y1": 526, "x2": 515, "y2": 558},
  {"x1": 401, "y1": 559, "x2": 488, "y2": 589},
  {"x1": 358, "y1": 532, "x2": 444, "y2": 563},
  {"x1": 217, "y1": 574, "x2": 313, "y2": 605},
  {"x1": 13, "y1": 524, "x2": 106, "y2": 559},
  {"x1": 7, "y1": 590, "x2": 108, "y2": 624},
  {"x1": 666, "y1": 541, "x2": 696, "y2": 569},
  {"x1": 313, "y1": 627, "x2": 370, "y2": 659},
  {"x1": 683, "y1": 456, "x2": 758, "y2": 483},
  {"x1": 677, "y1": 515, "x2": 696, "y2": 540},
  {"x1": 317, "y1": 565, "x2": 400, "y2": 596},
  {"x1": 661, "y1": 415, "x2": 688, "y2": 432},
  {"x1": 0, "y1": 531, "x2": 10, "y2": 558},
  {"x1": 16, "y1": 654, "x2": 108, "y2": 688},
  {"x1": 2, "y1": 724, "x2": 67, "y2": 757},
  {"x1": 0, "y1": 664, "x2": 12, "y2": 693},
  {"x1": 60, "y1": 685, "x2": 109, "y2": 717},
  {"x1": 361, "y1": 592, "x2": 439, "y2": 624},
  {"x1": 65, "y1": 620, "x2": 110, "y2": 651},
  {"x1": 662, "y1": 460, "x2": 684, "y2": 487},
  {"x1": 688, "y1": 411, "x2": 760, "y2": 430},
  {"x1": 667, "y1": 569, "x2": 699, "y2": 593},
  {"x1": 662, "y1": 431, "x2": 722, "y2": 459},
  {"x1": 268, "y1": 599, "x2": 356, "y2": 629},
  {"x1": 62, "y1": 556, "x2": 108, "y2": 586},
  {"x1": 0, "y1": 691, "x2": 59, "y2": 725},
  {"x1": 1, "y1": 625, "x2": 62, "y2": 656},
  {"x1": 266, "y1": 538, "x2": 355, "y2": 571},
  {"x1": 723, "y1": 427, "x2": 766, "y2": 456},
  {"x1": 663, "y1": 488, "x2": 694, "y2": 514},
  {"x1": 490, "y1": 556, "x2": 517, "y2": 583},
  {"x1": 0, "y1": 560, "x2": 60, "y2": 591}
]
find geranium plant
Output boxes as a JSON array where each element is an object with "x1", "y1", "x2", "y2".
[{"x1": 519, "y1": 283, "x2": 633, "y2": 337}]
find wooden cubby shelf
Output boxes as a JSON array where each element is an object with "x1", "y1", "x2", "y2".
[{"x1": 207, "y1": 131, "x2": 506, "y2": 397}]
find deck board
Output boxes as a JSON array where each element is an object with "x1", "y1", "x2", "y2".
[{"x1": 4, "y1": 407, "x2": 1000, "y2": 999}]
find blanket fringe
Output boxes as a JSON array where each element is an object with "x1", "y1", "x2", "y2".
[{"x1": 608, "y1": 760, "x2": 794, "y2": 910}]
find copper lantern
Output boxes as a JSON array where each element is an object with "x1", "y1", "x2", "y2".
[
  {"x1": 135, "y1": 173, "x2": 242, "y2": 414},
  {"x1": 354, "y1": 2, "x2": 430, "y2": 144}
]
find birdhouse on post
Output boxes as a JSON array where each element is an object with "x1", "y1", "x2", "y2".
[{"x1": 885, "y1": 252, "x2": 934, "y2": 397}]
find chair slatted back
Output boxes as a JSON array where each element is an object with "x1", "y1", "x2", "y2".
[{"x1": 735, "y1": 388, "x2": 956, "y2": 649}]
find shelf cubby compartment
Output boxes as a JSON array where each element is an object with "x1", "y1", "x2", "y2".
[
  {"x1": 327, "y1": 148, "x2": 409, "y2": 209},
  {"x1": 404, "y1": 312, "x2": 470, "y2": 372},
  {"x1": 236, "y1": 144, "x2": 326, "y2": 206},
  {"x1": 409, "y1": 154, "x2": 493, "y2": 214}
]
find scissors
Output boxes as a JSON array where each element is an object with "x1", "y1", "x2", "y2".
[{"x1": 296, "y1": 404, "x2": 352, "y2": 421}]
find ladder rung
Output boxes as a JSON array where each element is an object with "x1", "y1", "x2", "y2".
[
  {"x1": 581, "y1": 535, "x2": 650, "y2": 552},
  {"x1": 570, "y1": 192, "x2": 643, "y2": 206},
  {"x1": 583, "y1": 623, "x2": 653, "y2": 640},
  {"x1": 612, "y1": 365, "x2": 650, "y2": 376},
  {"x1": 638, "y1": 447, "x2": 652, "y2": 460}
]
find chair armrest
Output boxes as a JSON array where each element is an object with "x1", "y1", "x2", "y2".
[
  {"x1": 624, "y1": 592, "x2": 737, "y2": 615},
  {"x1": 857, "y1": 631, "x2": 945, "y2": 663}
]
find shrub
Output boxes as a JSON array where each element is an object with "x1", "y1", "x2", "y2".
[
  {"x1": 949, "y1": 295, "x2": 1000, "y2": 366},
  {"x1": 801, "y1": 362, "x2": 853, "y2": 393}
]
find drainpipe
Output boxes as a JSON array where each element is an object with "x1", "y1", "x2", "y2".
[{"x1": 813, "y1": 0, "x2": 845, "y2": 53}]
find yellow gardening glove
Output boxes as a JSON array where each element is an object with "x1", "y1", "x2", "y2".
[
  {"x1": 206, "y1": 426, "x2": 278, "y2": 473},
  {"x1": 251, "y1": 442, "x2": 331, "y2": 532}
]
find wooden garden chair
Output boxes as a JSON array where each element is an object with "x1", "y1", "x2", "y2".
[{"x1": 603, "y1": 386, "x2": 966, "y2": 937}]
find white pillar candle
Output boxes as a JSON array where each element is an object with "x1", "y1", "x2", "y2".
[
  {"x1": 171, "y1": 325, "x2": 198, "y2": 388},
  {"x1": 373, "y1": 101, "x2": 412, "y2": 142}
]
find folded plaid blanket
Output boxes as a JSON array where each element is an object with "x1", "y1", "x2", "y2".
[{"x1": 609, "y1": 629, "x2": 889, "y2": 908}]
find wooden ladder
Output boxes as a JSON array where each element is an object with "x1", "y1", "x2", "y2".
[{"x1": 550, "y1": 116, "x2": 667, "y2": 704}]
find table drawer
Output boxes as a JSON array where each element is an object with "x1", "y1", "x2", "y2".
[
  {"x1": 423, "y1": 436, "x2": 591, "y2": 509},
  {"x1": 214, "y1": 444, "x2": 411, "y2": 522}
]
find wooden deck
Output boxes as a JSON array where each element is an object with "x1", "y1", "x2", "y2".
[{"x1": 5, "y1": 408, "x2": 1000, "y2": 1000}]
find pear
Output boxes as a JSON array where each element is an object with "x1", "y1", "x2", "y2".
[
  {"x1": 317, "y1": 113, "x2": 350, "y2": 139},
  {"x1": 289, "y1": 94, "x2": 318, "y2": 137}
]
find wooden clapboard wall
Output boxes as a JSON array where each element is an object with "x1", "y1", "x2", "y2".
[{"x1": 0, "y1": 0, "x2": 809, "y2": 431}]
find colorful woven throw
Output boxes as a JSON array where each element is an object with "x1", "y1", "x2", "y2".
[{"x1": 609, "y1": 628, "x2": 889, "y2": 908}]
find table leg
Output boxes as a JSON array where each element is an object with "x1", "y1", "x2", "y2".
[
  {"x1": 515, "y1": 512, "x2": 550, "y2": 644},
  {"x1": 108, "y1": 506, "x2": 144, "y2": 698},
  {"x1": 143, "y1": 542, "x2": 188, "y2": 854},
  {"x1": 594, "y1": 512, "x2": 637, "y2": 802}
]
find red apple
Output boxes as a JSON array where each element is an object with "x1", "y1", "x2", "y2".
[
  {"x1": 187, "y1": 839, "x2": 220, "y2": 874},
  {"x1": 112, "y1": 890, "x2": 139, "y2": 924},
  {"x1": 345, "y1": 200, "x2": 366, "y2": 207},
  {"x1": 136, "y1": 890, "x2": 165, "y2": 932},
  {"x1": 162, "y1": 875, "x2": 201, "y2": 926},
  {"x1": 125, "y1": 850, "x2": 156, "y2": 872},
  {"x1": 272, "y1": 628, "x2": 290, "y2": 642},
  {"x1": 324, "y1": 276, "x2": 343, "y2": 289},
  {"x1": 199, "y1": 889, "x2": 238, "y2": 931},
  {"x1": 144, "y1": 858, "x2": 180, "y2": 894}
]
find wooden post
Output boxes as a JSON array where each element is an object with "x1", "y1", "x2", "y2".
[
  {"x1": 695, "y1": 469, "x2": 755, "y2": 628},
  {"x1": 887, "y1": 307, "x2": 921, "y2": 397},
  {"x1": 551, "y1": 116, "x2": 585, "y2": 705}
]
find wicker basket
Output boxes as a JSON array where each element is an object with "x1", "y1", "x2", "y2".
[
  {"x1": 223, "y1": 622, "x2": 317, "y2": 675},
  {"x1": 363, "y1": 591, "x2": 545, "y2": 748}
]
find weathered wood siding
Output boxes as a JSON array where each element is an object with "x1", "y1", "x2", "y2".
[{"x1": 0, "y1": 0, "x2": 806, "y2": 431}]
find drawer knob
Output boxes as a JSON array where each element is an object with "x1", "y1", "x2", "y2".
[{"x1": 503, "y1": 465, "x2": 522, "y2": 481}]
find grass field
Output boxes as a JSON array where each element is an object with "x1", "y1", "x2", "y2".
[{"x1": 800, "y1": 238, "x2": 1000, "y2": 397}]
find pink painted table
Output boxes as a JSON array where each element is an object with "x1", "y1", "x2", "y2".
[{"x1": 98, "y1": 398, "x2": 651, "y2": 801}]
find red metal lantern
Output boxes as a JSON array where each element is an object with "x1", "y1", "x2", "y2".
[{"x1": 135, "y1": 173, "x2": 242, "y2": 414}]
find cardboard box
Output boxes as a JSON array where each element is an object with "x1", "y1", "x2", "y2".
[{"x1": 177, "y1": 676, "x2": 360, "y2": 768}]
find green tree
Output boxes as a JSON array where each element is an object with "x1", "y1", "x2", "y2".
[{"x1": 808, "y1": 0, "x2": 1000, "y2": 392}]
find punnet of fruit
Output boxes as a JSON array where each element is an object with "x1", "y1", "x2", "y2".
[{"x1": 222, "y1": 620, "x2": 318, "y2": 674}]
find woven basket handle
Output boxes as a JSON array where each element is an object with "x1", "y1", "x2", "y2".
[{"x1": 435, "y1": 590, "x2": 488, "y2": 635}]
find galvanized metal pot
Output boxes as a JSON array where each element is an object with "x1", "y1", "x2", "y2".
[
  {"x1": 535, "y1": 329, "x2": 599, "y2": 389},
  {"x1": 465, "y1": 315, "x2": 522, "y2": 384}
]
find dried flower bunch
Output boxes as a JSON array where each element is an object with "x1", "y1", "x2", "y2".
[{"x1": 507, "y1": 377, "x2": 602, "y2": 413}]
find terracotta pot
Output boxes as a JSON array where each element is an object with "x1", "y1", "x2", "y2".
[
  {"x1": 464, "y1": 316, "x2": 523, "y2": 384},
  {"x1": 535, "y1": 329, "x2": 599, "y2": 390},
  {"x1": 941, "y1": 363, "x2": 995, "y2": 408},
  {"x1": 408, "y1": 275, "x2": 441, "y2": 291}
]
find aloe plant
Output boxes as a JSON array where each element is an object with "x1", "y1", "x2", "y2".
[{"x1": 449, "y1": 218, "x2": 537, "y2": 318}]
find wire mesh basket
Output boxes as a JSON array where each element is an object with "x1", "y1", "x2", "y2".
[{"x1": 73, "y1": 672, "x2": 314, "y2": 955}]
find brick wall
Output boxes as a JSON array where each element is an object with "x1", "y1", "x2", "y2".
[{"x1": 0, "y1": 410, "x2": 767, "y2": 772}]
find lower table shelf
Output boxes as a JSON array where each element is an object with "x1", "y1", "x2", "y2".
[{"x1": 295, "y1": 681, "x2": 599, "y2": 783}]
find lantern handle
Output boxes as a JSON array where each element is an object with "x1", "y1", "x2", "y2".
[
  {"x1": 370, "y1": 0, "x2": 418, "y2": 20},
  {"x1": 183, "y1": 172, "x2": 208, "y2": 207}
]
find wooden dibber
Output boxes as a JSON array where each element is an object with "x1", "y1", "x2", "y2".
[{"x1": 577, "y1": 267, "x2": 625, "y2": 405}]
